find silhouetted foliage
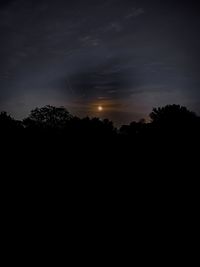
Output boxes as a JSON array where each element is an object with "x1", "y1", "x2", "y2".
[
  {"x1": 23, "y1": 105, "x2": 73, "y2": 129},
  {"x1": 150, "y1": 105, "x2": 197, "y2": 125},
  {"x1": 148, "y1": 104, "x2": 200, "y2": 138},
  {"x1": 119, "y1": 120, "x2": 147, "y2": 137},
  {"x1": 1, "y1": 104, "x2": 200, "y2": 146},
  {"x1": 0, "y1": 111, "x2": 22, "y2": 131},
  {"x1": 1, "y1": 103, "x2": 199, "y2": 201}
]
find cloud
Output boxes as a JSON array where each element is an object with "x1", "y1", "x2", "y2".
[
  {"x1": 105, "y1": 22, "x2": 123, "y2": 32},
  {"x1": 60, "y1": 57, "x2": 140, "y2": 103},
  {"x1": 125, "y1": 8, "x2": 145, "y2": 19},
  {"x1": 79, "y1": 35, "x2": 100, "y2": 47}
]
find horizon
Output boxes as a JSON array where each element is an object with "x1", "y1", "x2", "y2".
[{"x1": 1, "y1": 103, "x2": 199, "y2": 128}]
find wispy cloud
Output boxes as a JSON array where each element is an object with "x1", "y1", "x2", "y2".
[
  {"x1": 104, "y1": 22, "x2": 123, "y2": 32},
  {"x1": 125, "y1": 8, "x2": 145, "y2": 19},
  {"x1": 79, "y1": 35, "x2": 100, "y2": 47}
]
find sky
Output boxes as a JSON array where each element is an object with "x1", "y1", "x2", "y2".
[{"x1": 0, "y1": 0, "x2": 200, "y2": 125}]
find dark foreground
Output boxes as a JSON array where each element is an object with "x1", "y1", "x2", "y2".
[
  {"x1": 1, "y1": 104, "x2": 199, "y2": 178},
  {"x1": 1, "y1": 105, "x2": 199, "y2": 259}
]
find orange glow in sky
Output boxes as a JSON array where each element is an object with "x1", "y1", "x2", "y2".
[{"x1": 98, "y1": 106, "x2": 103, "y2": 111}]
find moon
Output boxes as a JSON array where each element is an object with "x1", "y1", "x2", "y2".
[{"x1": 98, "y1": 106, "x2": 103, "y2": 111}]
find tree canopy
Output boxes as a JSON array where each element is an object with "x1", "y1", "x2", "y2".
[{"x1": 23, "y1": 105, "x2": 73, "y2": 129}]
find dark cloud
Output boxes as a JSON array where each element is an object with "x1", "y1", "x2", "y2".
[{"x1": 64, "y1": 58, "x2": 139, "y2": 101}]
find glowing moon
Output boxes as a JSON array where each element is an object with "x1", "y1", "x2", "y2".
[{"x1": 98, "y1": 106, "x2": 103, "y2": 111}]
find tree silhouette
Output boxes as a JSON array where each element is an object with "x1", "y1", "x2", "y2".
[
  {"x1": 23, "y1": 105, "x2": 73, "y2": 129},
  {"x1": 149, "y1": 104, "x2": 200, "y2": 139},
  {"x1": 0, "y1": 104, "x2": 199, "y2": 146},
  {"x1": 150, "y1": 105, "x2": 197, "y2": 125},
  {"x1": 0, "y1": 111, "x2": 22, "y2": 130},
  {"x1": 119, "y1": 120, "x2": 147, "y2": 137}
]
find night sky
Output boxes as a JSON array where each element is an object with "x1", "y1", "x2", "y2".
[{"x1": 1, "y1": 0, "x2": 200, "y2": 125}]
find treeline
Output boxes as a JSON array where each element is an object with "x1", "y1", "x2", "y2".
[
  {"x1": 1, "y1": 104, "x2": 199, "y2": 197},
  {"x1": 1, "y1": 104, "x2": 200, "y2": 140}
]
